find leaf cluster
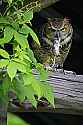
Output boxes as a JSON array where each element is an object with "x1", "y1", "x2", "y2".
[{"x1": 0, "y1": 0, "x2": 54, "y2": 108}]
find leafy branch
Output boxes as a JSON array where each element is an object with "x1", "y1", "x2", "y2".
[{"x1": 0, "y1": 0, "x2": 54, "y2": 108}]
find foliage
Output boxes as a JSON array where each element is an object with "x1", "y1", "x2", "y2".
[
  {"x1": 7, "y1": 112, "x2": 30, "y2": 125},
  {"x1": 0, "y1": 0, "x2": 54, "y2": 108}
]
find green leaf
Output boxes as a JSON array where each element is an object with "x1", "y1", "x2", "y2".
[
  {"x1": 24, "y1": 85, "x2": 37, "y2": 108},
  {"x1": 22, "y1": 73, "x2": 34, "y2": 86},
  {"x1": 12, "y1": 77, "x2": 25, "y2": 102},
  {"x1": 19, "y1": 24, "x2": 29, "y2": 35},
  {"x1": 0, "y1": 16, "x2": 19, "y2": 30},
  {"x1": 14, "y1": 31, "x2": 29, "y2": 49},
  {"x1": 7, "y1": 112, "x2": 30, "y2": 125},
  {"x1": 23, "y1": 73, "x2": 42, "y2": 97},
  {"x1": 19, "y1": 51, "x2": 32, "y2": 62},
  {"x1": 16, "y1": 62, "x2": 27, "y2": 73},
  {"x1": 41, "y1": 82, "x2": 55, "y2": 107},
  {"x1": 20, "y1": 24, "x2": 40, "y2": 45},
  {"x1": 12, "y1": 78, "x2": 37, "y2": 107},
  {"x1": 0, "y1": 49, "x2": 10, "y2": 58},
  {"x1": 23, "y1": 54, "x2": 32, "y2": 62},
  {"x1": 22, "y1": 74, "x2": 31, "y2": 85},
  {"x1": 27, "y1": 26, "x2": 40, "y2": 45},
  {"x1": 36, "y1": 63, "x2": 48, "y2": 81},
  {"x1": 12, "y1": 57, "x2": 30, "y2": 74},
  {"x1": 27, "y1": 48, "x2": 37, "y2": 65},
  {"x1": 2, "y1": 75, "x2": 10, "y2": 96},
  {"x1": 7, "y1": 0, "x2": 12, "y2": 5},
  {"x1": 23, "y1": 10, "x2": 33, "y2": 21},
  {"x1": 11, "y1": 21, "x2": 19, "y2": 31},
  {"x1": 0, "y1": 26, "x2": 14, "y2": 45},
  {"x1": 7, "y1": 61, "x2": 17, "y2": 81},
  {"x1": 32, "y1": 81, "x2": 42, "y2": 98},
  {"x1": 12, "y1": 58, "x2": 27, "y2": 65},
  {"x1": 30, "y1": 75, "x2": 42, "y2": 97},
  {"x1": 0, "y1": 59, "x2": 9, "y2": 68},
  {"x1": 0, "y1": 25, "x2": 4, "y2": 29},
  {"x1": 0, "y1": 17, "x2": 10, "y2": 25}
]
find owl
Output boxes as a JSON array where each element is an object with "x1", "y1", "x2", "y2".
[{"x1": 32, "y1": 17, "x2": 73, "y2": 71}]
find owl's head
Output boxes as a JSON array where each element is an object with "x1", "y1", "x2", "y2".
[
  {"x1": 45, "y1": 17, "x2": 72, "y2": 38},
  {"x1": 42, "y1": 17, "x2": 73, "y2": 55}
]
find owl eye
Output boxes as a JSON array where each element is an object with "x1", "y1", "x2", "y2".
[{"x1": 61, "y1": 27, "x2": 66, "y2": 32}]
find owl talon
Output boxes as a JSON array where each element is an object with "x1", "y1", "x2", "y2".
[
  {"x1": 54, "y1": 68, "x2": 64, "y2": 73},
  {"x1": 44, "y1": 64, "x2": 53, "y2": 71}
]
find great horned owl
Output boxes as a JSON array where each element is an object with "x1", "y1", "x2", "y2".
[{"x1": 32, "y1": 17, "x2": 73, "y2": 71}]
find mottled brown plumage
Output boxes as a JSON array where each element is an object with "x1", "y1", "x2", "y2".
[{"x1": 33, "y1": 17, "x2": 73, "y2": 70}]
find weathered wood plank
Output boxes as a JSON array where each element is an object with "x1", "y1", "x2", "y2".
[{"x1": 8, "y1": 70, "x2": 83, "y2": 115}]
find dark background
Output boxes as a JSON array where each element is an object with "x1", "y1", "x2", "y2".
[
  {"x1": 54, "y1": 0, "x2": 83, "y2": 75},
  {"x1": 15, "y1": 112, "x2": 83, "y2": 125},
  {"x1": 1, "y1": 0, "x2": 83, "y2": 124}
]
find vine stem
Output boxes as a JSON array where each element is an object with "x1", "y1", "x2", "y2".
[
  {"x1": 3, "y1": 0, "x2": 22, "y2": 16},
  {"x1": 12, "y1": 1, "x2": 40, "y2": 17}
]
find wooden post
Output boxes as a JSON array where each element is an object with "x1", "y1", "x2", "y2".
[
  {"x1": 0, "y1": 91, "x2": 8, "y2": 125},
  {"x1": 0, "y1": 74, "x2": 8, "y2": 125},
  {"x1": 0, "y1": 103, "x2": 7, "y2": 125}
]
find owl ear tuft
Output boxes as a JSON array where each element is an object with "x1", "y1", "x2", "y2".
[
  {"x1": 48, "y1": 18, "x2": 52, "y2": 23},
  {"x1": 47, "y1": 18, "x2": 53, "y2": 27}
]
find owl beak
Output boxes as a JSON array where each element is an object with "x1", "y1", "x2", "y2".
[{"x1": 53, "y1": 32, "x2": 61, "y2": 55}]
